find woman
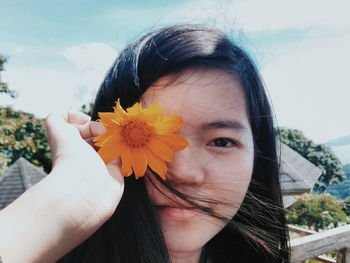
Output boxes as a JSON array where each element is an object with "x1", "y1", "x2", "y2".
[{"x1": 0, "y1": 24, "x2": 289, "y2": 263}]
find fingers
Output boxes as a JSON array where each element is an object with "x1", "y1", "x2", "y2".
[
  {"x1": 66, "y1": 110, "x2": 91, "y2": 125},
  {"x1": 63, "y1": 110, "x2": 106, "y2": 139},
  {"x1": 46, "y1": 110, "x2": 107, "y2": 163},
  {"x1": 46, "y1": 110, "x2": 105, "y2": 143},
  {"x1": 75, "y1": 121, "x2": 106, "y2": 140},
  {"x1": 46, "y1": 111, "x2": 81, "y2": 149}
]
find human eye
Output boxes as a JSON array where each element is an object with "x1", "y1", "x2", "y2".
[{"x1": 208, "y1": 138, "x2": 237, "y2": 148}]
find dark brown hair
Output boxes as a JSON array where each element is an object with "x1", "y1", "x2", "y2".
[{"x1": 58, "y1": 24, "x2": 290, "y2": 263}]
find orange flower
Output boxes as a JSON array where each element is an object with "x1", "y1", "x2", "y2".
[{"x1": 93, "y1": 100, "x2": 189, "y2": 180}]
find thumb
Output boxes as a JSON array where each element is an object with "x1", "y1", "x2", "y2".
[{"x1": 106, "y1": 159, "x2": 124, "y2": 185}]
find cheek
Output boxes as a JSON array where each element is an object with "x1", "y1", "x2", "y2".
[
  {"x1": 144, "y1": 177, "x2": 162, "y2": 202},
  {"x1": 207, "y1": 155, "x2": 253, "y2": 217},
  {"x1": 144, "y1": 175, "x2": 177, "y2": 205}
]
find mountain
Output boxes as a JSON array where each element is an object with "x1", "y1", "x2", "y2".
[
  {"x1": 326, "y1": 135, "x2": 350, "y2": 165},
  {"x1": 343, "y1": 163, "x2": 350, "y2": 174},
  {"x1": 326, "y1": 135, "x2": 350, "y2": 147},
  {"x1": 330, "y1": 145, "x2": 350, "y2": 165},
  {"x1": 327, "y1": 163, "x2": 350, "y2": 200}
]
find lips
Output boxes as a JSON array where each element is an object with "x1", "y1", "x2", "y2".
[{"x1": 156, "y1": 205, "x2": 199, "y2": 221}]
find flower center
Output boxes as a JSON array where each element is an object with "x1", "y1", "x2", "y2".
[{"x1": 121, "y1": 120, "x2": 152, "y2": 147}]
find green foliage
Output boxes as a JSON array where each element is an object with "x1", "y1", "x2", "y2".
[
  {"x1": 344, "y1": 197, "x2": 350, "y2": 216},
  {"x1": 286, "y1": 193, "x2": 350, "y2": 231},
  {"x1": 0, "y1": 83, "x2": 18, "y2": 98},
  {"x1": 0, "y1": 55, "x2": 6, "y2": 71},
  {"x1": 79, "y1": 102, "x2": 93, "y2": 116},
  {"x1": 0, "y1": 54, "x2": 49, "y2": 172},
  {"x1": 0, "y1": 107, "x2": 51, "y2": 173},
  {"x1": 305, "y1": 253, "x2": 337, "y2": 263},
  {"x1": 277, "y1": 127, "x2": 345, "y2": 193},
  {"x1": 0, "y1": 54, "x2": 18, "y2": 98}
]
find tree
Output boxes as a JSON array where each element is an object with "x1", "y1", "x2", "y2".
[
  {"x1": 0, "y1": 54, "x2": 50, "y2": 173},
  {"x1": 0, "y1": 54, "x2": 5, "y2": 71},
  {"x1": 277, "y1": 128, "x2": 344, "y2": 193},
  {"x1": 0, "y1": 55, "x2": 17, "y2": 98},
  {"x1": 79, "y1": 102, "x2": 93, "y2": 116},
  {"x1": 286, "y1": 193, "x2": 350, "y2": 231},
  {"x1": 0, "y1": 107, "x2": 51, "y2": 173}
]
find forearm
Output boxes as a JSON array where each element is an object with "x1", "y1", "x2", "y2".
[{"x1": 0, "y1": 176, "x2": 83, "y2": 263}]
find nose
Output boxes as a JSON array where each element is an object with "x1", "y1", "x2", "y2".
[{"x1": 167, "y1": 146, "x2": 205, "y2": 185}]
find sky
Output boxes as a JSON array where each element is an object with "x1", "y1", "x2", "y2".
[{"x1": 1, "y1": 0, "x2": 349, "y2": 144}]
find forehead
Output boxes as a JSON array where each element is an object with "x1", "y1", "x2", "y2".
[{"x1": 142, "y1": 68, "x2": 249, "y2": 125}]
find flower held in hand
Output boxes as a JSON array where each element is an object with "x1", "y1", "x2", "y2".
[{"x1": 93, "y1": 100, "x2": 189, "y2": 180}]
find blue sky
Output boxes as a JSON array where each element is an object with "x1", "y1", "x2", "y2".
[{"x1": 1, "y1": 0, "x2": 350, "y2": 144}]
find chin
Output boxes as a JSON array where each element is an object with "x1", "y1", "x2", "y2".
[{"x1": 158, "y1": 210, "x2": 226, "y2": 252}]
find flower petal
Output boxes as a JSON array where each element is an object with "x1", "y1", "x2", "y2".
[
  {"x1": 131, "y1": 147, "x2": 148, "y2": 179},
  {"x1": 138, "y1": 103, "x2": 163, "y2": 124},
  {"x1": 156, "y1": 115, "x2": 183, "y2": 134},
  {"x1": 98, "y1": 145, "x2": 120, "y2": 164},
  {"x1": 99, "y1": 110, "x2": 125, "y2": 127},
  {"x1": 110, "y1": 101, "x2": 127, "y2": 122},
  {"x1": 153, "y1": 134, "x2": 189, "y2": 152},
  {"x1": 144, "y1": 102, "x2": 163, "y2": 115},
  {"x1": 93, "y1": 131, "x2": 118, "y2": 147},
  {"x1": 146, "y1": 139, "x2": 174, "y2": 162},
  {"x1": 96, "y1": 135, "x2": 122, "y2": 164},
  {"x1": 144, "y1": 148, "x2": 167, "y2": 180},
  {"x1": 127, "y1": 101, "x2": 143, "y2": 116},
  {"x1": 120, "y1": 146, "x2": 133, "y2": 177}
]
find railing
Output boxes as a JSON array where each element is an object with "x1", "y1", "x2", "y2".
[{"x1": 289, "y1": 224, "x2": 350, "y2": 263}]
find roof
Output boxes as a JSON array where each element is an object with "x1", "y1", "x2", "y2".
[
  {"x1": 0, "y1": 157, "x2": 47, "y2": 209},
  {"x1": 279, "y1": 143, "x2": 322, "y2": 195}
]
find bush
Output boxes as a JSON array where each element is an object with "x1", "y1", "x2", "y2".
[{"x1": 286, "y1": 193, "x2": 349, "y2": 231}]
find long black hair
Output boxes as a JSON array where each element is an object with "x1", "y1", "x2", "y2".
[{"x1": 58, "y1": 24, "x2": 290, "y2": 263}]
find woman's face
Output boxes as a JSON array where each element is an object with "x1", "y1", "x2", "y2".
[{"x1": 141, "y1": 68, "x2": 254, "y2": 261}]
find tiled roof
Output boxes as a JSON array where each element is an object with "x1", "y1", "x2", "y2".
[
  {"x1": 279, "y1": 143, "x2": 322, "y2": 195},
  {"x1": 0, "y1": 158, "x2": 47, "y2": 209}
]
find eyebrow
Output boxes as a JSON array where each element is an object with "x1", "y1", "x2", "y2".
[{"x1": 200, "y1": 120, "x2": 247, "y2": 132}]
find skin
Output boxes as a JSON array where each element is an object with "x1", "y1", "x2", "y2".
[
  {"x1": 0, "y1": 111, "x2": 124, "y2": 263},
  {"x1": 142, "y1": 68, "x2": 255, "y2": 263}
]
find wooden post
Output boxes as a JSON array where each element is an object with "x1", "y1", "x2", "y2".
[
  {"x1": 336, "y1": 248, "x2": 350, "y2": 263},
  {"x1": 291, "y1": 225, "x2": 350, "y2": 262}
]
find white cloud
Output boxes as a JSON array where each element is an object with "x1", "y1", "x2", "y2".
[
  {"x1": 161, "y1": 0, "x2": 350, "y2": 143},
  {"x1": 1, "y1": 66, "x2": 82, "y2": 117},
  {"x1": 13, "y1": 47, "x2": 24, "y2": 54},
  {"x1": 228, "y1": 0, "x2": 350, "y2": 32},
  {"x1": 61, "y1": 42, "x2": 117, "y2": 71},
  {"x1": 159, "y1": 0, "x2": 350, "y2": 33},
  {"x1": 1, "y1": 42, "x2": 118, "y2": 118},
  {"x1": 262, "y1": 34, "x2": 350, "y2": 143},
  {"x1": 61, "y1": 42, "x2": 118, "y2": 103}
]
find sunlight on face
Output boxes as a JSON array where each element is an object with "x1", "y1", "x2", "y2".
[{"x1": 141, "y1": 68, "x2": 254, "y2": 262}]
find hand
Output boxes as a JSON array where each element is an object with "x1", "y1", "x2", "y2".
[
  {"x1": 45, "y1": 110, "x2": 124, "y2": 231},
  {"x1": 0, "y1": 110, "x2": 124, "y2": 263}
]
